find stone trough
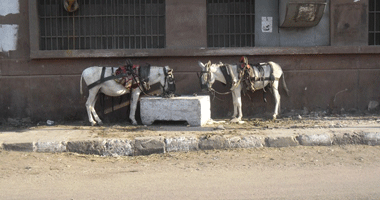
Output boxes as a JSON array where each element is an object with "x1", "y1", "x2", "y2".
[{"x1": 140, "y1": 95, "x2": 211, "y2": 126}]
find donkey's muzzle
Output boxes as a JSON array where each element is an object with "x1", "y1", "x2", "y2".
[{"x1": 200, "y1": 82, "x2": 209, "y2": 92}]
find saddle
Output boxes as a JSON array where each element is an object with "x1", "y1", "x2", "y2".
[
  {"x1": 113, "y1": 65, "x2": 138, "y2": 89},
  {"x1": 86, "y1": 59, "x2": 152, "y2": 92},
  {"x1": 239, "y1": 56, "x2": 274, "y2": 92},
  {"x1": 113, "y1": 62, "x2": 151, "y2": 91}
]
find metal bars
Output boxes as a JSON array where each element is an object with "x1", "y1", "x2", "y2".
[
  {"x1": 38, "y1": 0, "x2": 165, "y2": 50},
  {"x1": 207, "y1": 0, "x2": 255, "y2": 48},
  {"x1": 369, "y1": 0, "x2": 380, "y2": 45}
]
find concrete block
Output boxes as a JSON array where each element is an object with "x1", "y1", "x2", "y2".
[
  {"x1": 165, "y1": 136, "x2": 199, "y2": 152},
  {"x1": 199, "y1": 135, "x2": 229, "y2": 150},
  {"x1": 332, "y1": 132, "x2": 363, "y2": 145},
  {"x1": 265, "y1": 136, "x2": 299, "y2": 148},
  {"x1": 134, "y1": 137, "x2": 165, "y2": 156},
  {"x1": 363, "y1": 132, "x2": 380, "y2": 146},
  {"x1": 66, "y1": 140, "x2": 105, "y2": 155},
  {"x1": 228, "y1": 136, "x2": 264, "y2": 148},
  {"x1": 36, "y1": 141, "x2": 67, "y2": 153},
  {"x1": 103, "y1": 139, "x2": 133, "y2": 157},
  {"x1": 140, "y1": 95, "x2": 211, "y2": 126},
  {"x1": 296, "y1": 134, "x2": 332, "y2": 146},
  {"x1": 3, "y1": 143, "x2": 35, "y2": 152}
]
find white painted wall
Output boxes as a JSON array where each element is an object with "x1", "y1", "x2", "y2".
[
  {"x1": 0, "y1": 24, "x2": 19, "y2": 52},
  {"x1": 0, "y1": 0, "x2": 19, "y2": 16},
  {"x1": 0, "y1": 0, "x2": 19, "y2": 52}
]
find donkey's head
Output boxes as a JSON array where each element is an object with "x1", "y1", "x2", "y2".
[
  {"x1": 198, "y1": 61, "x2": 217, "y2": 92},
  {"x1": 161, "y1": 66, "x2": 176, "y2": 97}
]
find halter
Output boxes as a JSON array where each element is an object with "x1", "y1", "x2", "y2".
[
  {"x1": 162, "y1": 67, "x2": 176, "y2": 98},
  {"x1": 197, "y1": 61, "x2": 234, "y2": 96},
  {"x1": 135, "y1": 66, "x2": 176, "y2": 98},
  {"x1": 197, "y1": 61, "x2": 212, "y2": 91}
]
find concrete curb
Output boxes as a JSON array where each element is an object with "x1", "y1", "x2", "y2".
[{"x1": 1, "y1": 132, "x2": 380, "y2": 157}]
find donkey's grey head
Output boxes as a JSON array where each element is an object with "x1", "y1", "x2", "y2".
[
  {"x1": 162, "y1": 66, "x2": 176, "y2": 97},
  {"x1": 198, "y1": 61, "x2": 216, "y2": 92}
]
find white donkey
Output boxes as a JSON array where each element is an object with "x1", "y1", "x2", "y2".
[
  {"x1": 198, "y1": 59, "x2": 289, "y2": 122},
  {"x1": 80, "y1": 65, "x2": 174, "y2": 126}
]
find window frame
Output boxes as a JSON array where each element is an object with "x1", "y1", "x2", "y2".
[
  {"x1": 369, "y1": 0, "x2": 380, "y2": 45},
  {"x1": 37, "y1": 0, "x2": 166, "y2": 51},
  {"x1": 29, "y1": 1, "x2": 380, "y2": 59},
  {"x1": 206, "y1": 0, "x2": 256, "y2": 48},
  {"x1": 29, "y1": 0, "x2": 168, "y2": 59}
]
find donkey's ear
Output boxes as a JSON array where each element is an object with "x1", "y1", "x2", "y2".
[{"x1": 198, "y1": 61, "x2": 205, "y2": 69}]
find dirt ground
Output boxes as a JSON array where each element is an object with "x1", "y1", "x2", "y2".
[
  {"x1": 1, "y1": 145, "x2": 380, "y2": 199},
  {"x1": 2, "y1": 113, "x2": 380, "y2": 140},
  {"x1": 1, "y1": 114, "x2": 380, "y2": 199}
]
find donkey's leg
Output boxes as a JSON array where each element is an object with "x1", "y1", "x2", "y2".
[
  {"x1": 231, "y1": 91, "x2": 238, "y2": 119},
  {"x1": 231, "y1": 88, "x2": 243, "y2": 123},
  {"x1": 90, "y1": 94, "x2": 103, "y2": 125},
  {"x1": 272, "y1": 81, "x2": 281, "y2": 120},
  {"x1": 129, "y1": 88, "x2": 141, "y2": 125},
  {"x1": 85, "y1": 89, "x2": 99, "y2": 126}
]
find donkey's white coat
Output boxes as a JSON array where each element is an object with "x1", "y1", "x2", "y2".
[
  {"x1": 80, "y1": 66, "x2": 170, "y2": 125},
  {"x1": 198, "y1": 61, "x2": 289, "y2": 122}
]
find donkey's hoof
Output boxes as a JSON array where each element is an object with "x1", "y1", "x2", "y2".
[
  {"x1": 90, "y1": 121, "x2": 97, "y2": 126},
  {"x1": 230, "y1": 118, "x2": 241, "y2": 123},
  {"x1": 98, "y1": 121, "x2": 103, "y2": 125}
]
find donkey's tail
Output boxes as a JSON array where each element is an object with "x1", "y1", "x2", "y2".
[
  {"x1": 80, "y1": 72, "x2": 84, "y2": 95},
  {"x1": 281, "y1": 73, "x2": 290, "y2": 96}
]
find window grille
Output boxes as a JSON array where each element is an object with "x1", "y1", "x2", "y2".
[
  {"x1": 207, "y1": 0, "x2": 255, "y2": 48},
  {"x1": 369, "y1": 0, "x2": 380, "y2": 45},
  {"x1": 38, "y1": 0, "x2": 165, "y2": 50}
]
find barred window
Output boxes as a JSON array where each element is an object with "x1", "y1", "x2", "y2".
[
  {"x1": 38, "y1": 0, "x2": 165, "y2": 50},
  {"x1": 207, "y1": 0, "x2": 255, "y2": 48},
  {"x1": 369, "y1": 0, "x2": 380, "y2": 45}
]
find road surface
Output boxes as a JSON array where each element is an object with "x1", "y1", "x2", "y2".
[{"x1": 1, "y1": 145, "x2": 380, "y2": 199}]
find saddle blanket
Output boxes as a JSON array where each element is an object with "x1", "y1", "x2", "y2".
[
  {"x1": 113, "y1": 65, "x2": 140, "y2": 90},
  {"x1": 240, "y1": 63, "x2": 274, "y2": 91}
]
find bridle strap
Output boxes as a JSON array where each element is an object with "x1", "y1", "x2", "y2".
[{"x1": 203, "y1": 63, "x2": 234, "y2": 95}]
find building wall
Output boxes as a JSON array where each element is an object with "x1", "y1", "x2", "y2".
[
  {"x1": 255, "y1": 0, "x2": 330, "y2": 47},
  {"x1": 0, "y1": 0, "x2": 379, "y2": 123}
]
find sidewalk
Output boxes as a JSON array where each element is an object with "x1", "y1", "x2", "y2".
[{"x1": 1, "y1": 121, "x2": 380, "y2": 157}]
